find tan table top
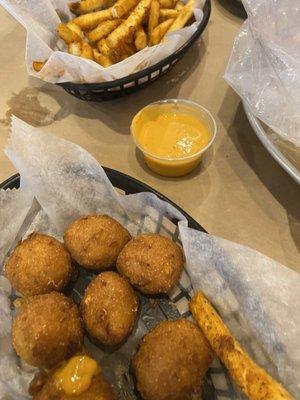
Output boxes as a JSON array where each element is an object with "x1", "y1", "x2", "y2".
[{"x1": 0, "y1": 2, "x2": 299, "y2": 272}]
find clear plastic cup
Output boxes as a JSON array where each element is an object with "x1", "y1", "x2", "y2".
[{"x1": 131, "y1": 99, "x2": 217, "y2": 177}]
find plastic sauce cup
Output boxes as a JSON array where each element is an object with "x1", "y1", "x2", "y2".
[{"x1": 131, "y1": 99, "x2": 217, "y2": 177}]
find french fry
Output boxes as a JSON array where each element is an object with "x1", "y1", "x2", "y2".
[
  {"x1": 73, "y1": 8, "x2": 112, "y2": 30},
  {"x1": 32, "y1": 61, "x2": 46, "y2": 72},
  {"x1": 87, "y1": 19, "x2": 122, "y2": 42},
  {"x1": 190, "y1": 292, "x2": 293, "y2": 400},
  {"x1": 58, "y1": 23, "x2": 82, "y2": 44},
  {"x1": 66, "y1": 21, "x2": 84, "y2": 38},
  {"x1": 97, "y1": 38, "x2": 111, "y2": 55},
  {"x1": 159, "y1": 0, "x2": 175, "y2": 8},
  {"x1": 68, "y1": 42, "x2": 82, "y2": 56},
  {"x1": 150, "y1": 18, "x2": 173, "y2": 45},
  {"x1": 134, "y1": 25, "x2": 147, "y2": 50},
  {"x1": 175, "y1": 0, "x2": 184, "y2": 10},
  {"x1": 93, "y1": 49, "x2": 113, "y2": 66},
  {"x1": 69, "y1": 0, "x2": 116, "y2": 15},
  {"x1": 148, "y1": 0, "x2": 160, "y2": 37},
  {"x1": 111, "y1": 0, "x2": 140, "y2": 18},
  {"x1": 119, "y1": 42, "x2": 136, "y2": 60},
  {"x1": 106, "y1": 0, "x2": 152, "y2": 49},
  {"x1": 160, "y1": 8, "x2": 179, "y2": 18},
  {"x1": 168, "y1": 0, "x2": 194, "y2": 32},
  {"x1": 80, "y1": 42, "x2": 94, "y2": 59}
]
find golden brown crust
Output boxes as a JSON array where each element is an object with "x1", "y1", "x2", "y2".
[
  {"x1": 116, "y1": 233, "x2": 184, "y2": 294},
  {"x1": 5, "y1": 233, "x2": 73, "y2": 297},
  {"x1": 190, "y1": 292, "x2": 293, "y2": 400},
  {"x1": 64, "y1": 214, "x2": 131, "y2": 270},
  {"x1": 32, "y1": 371, "x2": 116, "y2": 399},
  {"x1": 12, "y1": 292, "x2": 84, "y2": 369},
  {"x1": 81, "y1": 271, "x2": 138, "y2": 346},
  {"x1": 133, "y1": 319, "x2": 213, "y2": 400}
]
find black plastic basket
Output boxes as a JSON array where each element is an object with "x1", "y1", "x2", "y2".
[{"x1": 58, "y1": 0, "x2": 211, "y2": 102}]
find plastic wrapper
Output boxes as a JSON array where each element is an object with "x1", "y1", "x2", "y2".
[
  {"x1": 224, "y1": 0, "x2": 300, "y2": 146},
  {"x1": 0, "y1": 0, "x2": 204, "y2": 83},
  {"x1": 0, "y1": 116, "x2": 299, "y2": 399}
]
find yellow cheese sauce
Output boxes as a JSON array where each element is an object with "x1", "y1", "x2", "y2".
[
  {"x1": 136, "y1": 111, "x2": 211, "y2": 159},
  {"x1": 53, "y1": 355, "x2": 100, "y2": 395}
]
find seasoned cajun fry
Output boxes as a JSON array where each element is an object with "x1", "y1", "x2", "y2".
[
  {"x1": 175, "y1": 0, "x2": 184, "y2": 10},
  {"x1": 106, "y1": 0, "x2": 152, "y2": 49},
  {"x1": 58, "y1": 23, "x2": 82, "y2": 44},
  {"x1": 135, "y1": 25, "x2": 147, "y2": 50},
  {"x1": 159, "y1": 0, "x2": 175, "y2": 8},
  {"x1": 66, "y1": 21, "x2": 84, "y2": 38},
  {"x1": 32, "y1": 61, "x2": 46, "y2": 72},
  {"x1": 190, "y1": 292, "x2": 293, "y2": 400},
  {"x1": 69, "y1": 0, "x2": 115, "y2": 15},
  {"x1": 111, "y1": 0, "x2": 140, "y2": 18},
  {"x1": 68, "y1": 42, "x2": 82, "y2": 56},
  {"x1": 97, "y1": 38, "x2": 111, "y2": 55},
  {"x1": 73, "y1": 8, "x2": 112, "y2": 30},
  {"x1": 150, "y1": 18, "x2": 173, "y2": 45},
  {"x1": 148, "y1": 0, "x2": 160, "y2": 37},
  {"x1": 80, "y1": 42, "x2": 94, "y2": 59},
  {"x1": 168, "y1": 0, "x2": 194, "y2": 32},
  {"x1": 87, "y1": 19, "x2": 122, "y2": 42},
  {"x1": 160, "y1": 8, "x2": 179, "y2": 19},
  {"x1": 93, "y1": 49, "x2": 113, "y2": 66}
]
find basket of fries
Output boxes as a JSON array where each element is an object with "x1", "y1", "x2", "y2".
[{"x1": 0, "y1": 0, "x2": 210, "y2": 102}]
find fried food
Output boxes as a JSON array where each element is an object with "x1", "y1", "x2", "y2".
[
  {"x1": 159, "y1": 8, "x2": 178, "y2": 19},
  {"x1": 168, "y1": 0, "x2": 194, "y2": 32},
  {"x1": 190, "y1": 292, "x2": 293, "y2": 400},
  {"x1": 134, "y1": 25, "x2": 147, "y2": 50},
  {"x1": 68, "y1": 41, "x2": 82, "y2": 56},
  {"x1": 73, "y1": 8, "x2": 113, "y2": 30},
  {"x1": 93, "y1": 49, "x2": 114, "y2": 66},
  {"x1": 148, "y1": 0, "x2": 160, "y2": 37},
  {"x1": 32, "y1": 61, "x2": 46, "y2": 72},
  {"x1": 117, "y1": 233, "x2": 184, "y2": 294},
  {"x1": 106, "y1": 0, "x2": 152, "y2": 49},
  {"x1": 111, "y1": 0, "x2": 140, "y2": 18},
  {"x1": 80, "y1": 41, "x2": 94, "y2": 59},
  {"x1": 64, "y1": 214, "x2": 131, "y2": 270},
  {"x1": 175, "y1": 0, "x2": 184, "y2": 10},
  {"x1": 133, "y1": 319, "x2": 213, "y2": 400},
  {"x1": 87, "y1": 18, "x2": 122, "y2": 41},
  {"x1": 159, "y1": 0, "x2": 175, "y2": 8},
  {"x1": 30, "y1": 355, "x2": 115, "y2": 399},
  {"x1": 5, "y1": 233, "x2": 73, "y2": 297},
  {"x1": 69, "y1": 0, "x2": 116, "y2": 15},
  {"x1": 150, "y1": 18, "x2": 173, "y2": 45},
  {"x1": 58, "y1": 23, "x2": 82, "y2": 44},
  {"x1": 81, "y1": 271, "x2": 138, "y2": 346},
  {"x1": 12, "y1": 292, "x2": 83, "y2": 369}
]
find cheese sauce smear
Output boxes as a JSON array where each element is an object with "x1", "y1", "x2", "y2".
[
  {"x1": 137, "y1": 110, "x2": 211, "y2": 159},
  {"x1": 54, "y1": 355, "x2": 100, "y2": 395}
]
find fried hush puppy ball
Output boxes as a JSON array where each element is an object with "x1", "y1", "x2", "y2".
[
  {"x1": 133, "y1": 319, "x2": 213, "y2": 400},
  {"x1": 30, "y1": 355, "x2": 116, "y2": 400},
  {"x1": 81, "y1": 271, "x2": 138, "y2": 347},
  {"x1": 117, "y1": 233, "x2": 184, "y2": 294},
  {"x1": 12, "y1": 292, "x2": 84, "y2": 369},
  {"x1": 5, "y1": 233, "x2": 73, "y2": 297},
  {"x1": 64, "y1": 215, "x2": 131, "y2": 270}
]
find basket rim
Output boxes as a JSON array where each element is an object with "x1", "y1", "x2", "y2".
[{"x1": 58, "y1": 0, "x2": 211, "y2": 90}]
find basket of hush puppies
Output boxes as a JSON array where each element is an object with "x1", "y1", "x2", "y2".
[{"x1": 0, "y1": 0, "x2": 210, "y2": 101}]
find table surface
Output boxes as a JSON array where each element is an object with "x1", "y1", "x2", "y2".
[{"x1": 0, "y1": 1, "x2": 299, "y2": 272}]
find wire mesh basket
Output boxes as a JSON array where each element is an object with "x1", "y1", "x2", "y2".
[{"x1": 58, "y1": 0, "x2": 211, "y2": 102}]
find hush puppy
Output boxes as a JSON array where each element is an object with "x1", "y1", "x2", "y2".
[
  {"x1": 117, "y1": 234, "x2": 184, "y2": 294},
  {"x1": 64, "y1": 215, "x2": 131, "y2": 270},
  {"x1": 12, "y1": 292, "x2": 84, "y2": 369},
  {"x1": 133, "y1": 319, "x2": 213, "y2": 400},
  {"x1": 30, "y1": 355, "x2": 116, "y2": 400},
  {"x1": 5, "y1": 233, "x2": 73, "y2": 297},
  {"x1": 81, "y1": 271, "x2": 138, "y2": 346}
]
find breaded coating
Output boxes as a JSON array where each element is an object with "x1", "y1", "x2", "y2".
[
  {"x1": 81, "y1": 271, "x2": 138, "y2": 346},
  {"x1": 12, "y1": 292, "x2": 84, "y2": 369},
  {"x1": 5, "y1": 233, "x2": 73, "y2": 297},
  {"x1": 117, "y1": 233, "x2": 184, "y2": 294},
  {"x1": 133, "y1": 319, "x2": 213, "y2": 400},
  {"x1": 64, "y1": 215, "x2": 131, "y2": 270}
]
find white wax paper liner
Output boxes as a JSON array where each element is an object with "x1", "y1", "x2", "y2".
[{"x1": 0, "y1": 116, "x2": 299, "y2": 399}]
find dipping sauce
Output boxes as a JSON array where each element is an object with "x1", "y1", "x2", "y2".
[
  {"x1": 54, "y1": 355, "x2": 100, "y2": 395},
  {"x1": 131, "y1": 100, "x2": 216, "y2": 177}
]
